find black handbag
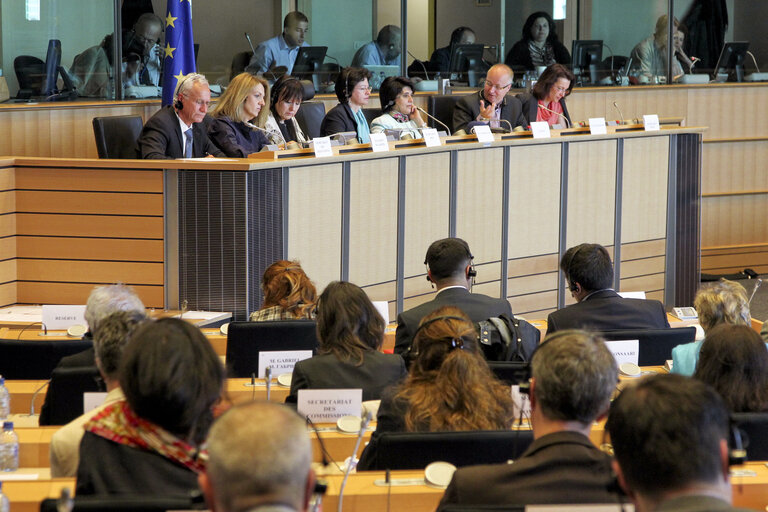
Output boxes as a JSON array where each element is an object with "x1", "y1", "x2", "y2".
[{"x1": 477, "y1": 314, "x2": 540, "y2": 362}]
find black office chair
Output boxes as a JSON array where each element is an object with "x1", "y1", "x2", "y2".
[
  {"x1": 357, "y1": 429, "x2": 534, "y2": 471},
  {"x1": 487, "y1": 361, "x2": 531, "y2": 386},
  {"x1": 92, "y1": 115, "x2": 144, "y2": 159},
  {"x1": 597, "y1": 327, "x2": 696, "y2": 366},
  {"x1": 440, "y1": 507, "x2": 525, "y2": 512},
  {"x1": 230, "y1": 51, "x2": 254, "y2": 80},
  {"x1": 14, "y1": 55, "x2": 45, "y2": 98},
  {"x1": 0, "y1": 338, "x2": 92, "y2": 379},
  {"x1": 362, "y1": 107, "x2": 380, "y2": 126},
  {"x1": 38, "y1": 366, "x2": 105, "y2": 426},
  {"x1": 427, "y1": 94, "x2": 462, "y2": 132},
  {"x1": 40, "y1": 495, "x2": 205, "y2": 512},
  {"x1": 225, "y1": 320, "x2": 318, "y2": 377},
  {"x1": 295, "y1": 101, "x2": 326, "y2": 139},
  {"x1": 732, "y1": 412, "x2": 768, "y2": 461}
]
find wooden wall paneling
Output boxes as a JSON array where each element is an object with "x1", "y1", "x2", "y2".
[
  {"x1": 0, "y1": 214, "x2": 15, "y2": 238},
  {"x1": 702, "y1": 245, "x2": 768, "y2": 274},
  {"x1": 15, "y1": 191, "x2": 163, "y2": 215},
  {"x1": 621, "y1": 239, "x2": 666, "y2": 260},
  {"x1": 701, "y1": 194, "x2": 768, "y2": 248},
  {"x1": 702, "y1": 141, "x2": 768, "y2": 195},
  {"x1": 0, "y1": 190, "x2": 13, "y2": 214},
  {"x1": 620, "y1": 274, "x2": 665, "y2": 294},
  {"x1": 688, "y1": 86, "x2": 768, "y2": 140},
  {"x1": 16, "y1": 260, "x2": 164, "y2": 285},
  {"x1": 509, "y1": 290, "x2": 557, "y2": 317},
  {"x1": 0, "y1": 282, "x2": 16, "y2": 307},
  {"x1": 15, "y1": 213, "x2": 163, "y2": 238},
  {"x1": 0, "y1": 259, "x2": 16, "y2": 285},
  {"x1": 0, "y1": 236, "x2": 15, "y2": 261},
  {"x1": 15, "y1": 236, "x2": 163, "y2": 262},
  {"x1": 621, "y1": 136, "x2": 669, "y2": 242},
  {"x1": 16, "y1": 282, "x2": 164, "y2": 307},
  {"x1": 0, "y1": 167, "x2": 14, "y2": 190},
  {"x1": 620, "y1": 256, "x2": 665, "y2": 278},
  {"x1": 14, "y1": 168, "x2": 163, "y2": 192}
]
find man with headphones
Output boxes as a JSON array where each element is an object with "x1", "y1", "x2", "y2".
[
  {"x1": 607, "y1": 374, "x2": 752, "y2": 512},
  {"x1": 351, "y1": 25, "x2": 402, "y2": 67},
  {"x1": 438, "y1": 330, "x2": 621, "y2": 508},
  {"x1": 546, "y1": 243, "x2": 669, "y2": 336},
  {"x1": 394, "y1": 237, "x2": 512, "y2": 359},
  {"x1": 137, "y1": 73, "x2": 224, "y2": 159}
]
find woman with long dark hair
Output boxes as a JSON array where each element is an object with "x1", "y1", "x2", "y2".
[{"x1": 505, "y1": 12, "x2": 571, "y2": 71}]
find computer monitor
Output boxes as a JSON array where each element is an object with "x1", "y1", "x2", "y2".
[
  {"x1": 40, "y1": 39, "x2": 78, "y2": 101},
  {"x1": 292, "y1": 46, "x2": 328, "y2": 90},
  {"x1": 571, "y1": 39, "x2": 603, "y2": 84},
  {"x1": 363, "y1": 64, "x2": 399, "y2": 90},
  {"x1": 448, "y1": 43, "x2": 485, "y2": 86},
  {"x1": 713, "y1": 41, "x2": 750, "y2": 82}
]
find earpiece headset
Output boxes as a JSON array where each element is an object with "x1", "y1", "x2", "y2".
[
  {"x1": 174, "y1": 73, "x2": 193, "y2": 110},
  {"x1": 564, "y1": 244, "x2": 584, "y2": 292},
  {"x1": 424, "y1": 239, "x2": 476, "y2": 283},
  {"x1": 271, "y1": 75, "x2": 301, "y2": 107}
]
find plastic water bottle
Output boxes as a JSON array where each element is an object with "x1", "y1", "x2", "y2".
[
  {"x1": 0, "y1": 481, "x2": 9, "y2": 512},
  {"x1": 0, "y1": 422, "x2": 19, "y2": 471},
  {"x1": 0, "y1": 377, "x2": 9, "y2": 420}
]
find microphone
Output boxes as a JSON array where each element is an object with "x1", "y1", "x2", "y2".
[
  {"x1": 326, "y1": 131, "x2": 358, "y2": 145},
  {"x1": 537, "y1": 103, "x2": 571, "y2": 128},
  {"x1": 28, "y1": 380, "x2": 50, "y2": 416},
  {"x1": 265, "y1": 366, "x2": 272, "y2": 401},
  {"x1": 613, "y1": 101, "x2": 625, "y2": 124},
  {"x1": 324, "y1": 54, "x2": 340, "y2": 67},
  {"x1": 17, "y1": 322, "x2": 47, "y2": 339},
  {"x1": 497, "y1": 119, "x2": 513, "y2": 132},
  {"x1": 337, "y1": 411, "x2": 373, "y2": 512},
  {"x1": 416, "y1": 106, "x2": 451, "y2": 136},
  {"x1": 244, "y1": 32, "x2": 257, "y2": 55},
  {"x1": 247, "y1": 121, "x2": 287, "y2": 147},
  {"x1": 305, "y1": 416, "x2": 343, "y2": 471},
  {"x1": 179, "y1": 299, "x2": 188, "y2": 320},
  {"x1": 407, "y1": 50, "x2": 430, "y2": 78},
  {"x1": 748, "y1": 278, "x2": 763, "y2": 305}
]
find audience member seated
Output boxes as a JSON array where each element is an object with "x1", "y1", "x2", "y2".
[
  {"x1": 438, "y1": 330, "x2": 620, "y2": 509},
  {"x1": 200, "y1": 401, "x2": 315, "y2": 512},
  {"x1": 250, "y1": 260, "x2": 317, "y2": 321},
  {"x1": 351, "y1": 25, "x2": 402, "y2": 67},
  {"x1": 320, "y1": 67, "x2": 372, "y2": 143},
  {"x1": 672, "y1": 279, "x2": 750, "y2": 376},
  {"x1": 264, "y1": 75, "x2": 310, "y2": 146},
  {"x1": 545, "y1": 243, "x2": 670, "y2": 336},
  {"x1": 452, "y1": 63, "x2": 526, "y2": 134},
  {"x1": 286, "y1": 281, "x2": 406, "y2": 402},
  {"x1": 71, "y1": 13, "x2": 163, "y2": 98},
  {"x1": 504, "y1": 12, "x2": 571, "y2": 71},
  {"x1": 39, "y1": 284, "x2": 146, "y2": 426},
  {"x1": 693, "y1": 324, "x2": 768, "y2": 412},
  {"x1": 246, "y1": 11, "x2": 309, "y2": 76},
  {"x1": 208, "y1": 72, "x2": 270, "y2": 157},
  {"x1": 137, "y1": 73, "x2": 224, "y2": 159},
  {"x1": 50, "y1": 310, "x2": 146, "y2": 477},
  {"x1": 630, "y1": 15, "x2": 684, "y2": 81},
  {"x1": 76, "y1": 318, "x2": 224, "y2": 496},
  {"x1": 426, "y1": 26, "x2": 476, "y2": 76},
  {"x1": 395, "y1": 237, "x2": 513, "y2": 359},
  {"x1": 606, "y1": 374, "x2": 752, "y2": 512},
  {"x1": 517, "y1": 63, "x2": 574, "y2": 128},
  {"x1": 370, "y1": 76, "x2": 426, "y2": 139}
]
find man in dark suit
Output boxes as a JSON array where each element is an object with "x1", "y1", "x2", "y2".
[
  {"x1": 452, "y1": 63, "x2": 526, "y2": 133},
  {"x1": 395, "y1": 237, "x2": 512, "y2": 360},
  {"x1": 546, "y1": 243, "x2": 670, "y2": 336},
  {"x1": 438, "y1": 330, "x2": 620, "y2": 509},
  {"x1": 607, "y1": 374, "x2": 752, "y2": 512},
  {"x1": 137, "y1": 72, "x2": 224, "y2": 159}
]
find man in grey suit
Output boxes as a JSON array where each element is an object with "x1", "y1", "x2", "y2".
[
  {"x1": 395, "y1": 237, "x2": 512, "y2": 360},
  {"x1": 452, "y1": 63, "x2": 526, "y2": 133}
]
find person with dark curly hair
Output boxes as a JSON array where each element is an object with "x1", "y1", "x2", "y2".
[
  {"x1": 250, "y1": 260, "x2": 317, "y2": 321},
  {"x1": 504, "y1": 12, "x2": 571, "y2": 71}
]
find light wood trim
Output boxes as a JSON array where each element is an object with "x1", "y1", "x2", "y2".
[
  {"x1": 16, "y1": 260, "x2": 163, "y2": 285},
  {"x1": 15, "y1": 191, "x2": 163, "y2": 216},
  {"x1": 15, "y1": 236, "x2": 163, "y2": 262},
  {"x1": 14, "y1": 168, "x2": 163, "y2": 192},
  {"x1": 621, "y1": 239, "x2": 666, "y2": 260},
  {"x1": 16, "y1": 282, "x2": 164, "y2": 308},
  {"x1": 702, "y1": 190, "x2": 768, "y2": 198},
  {"x1": 704, "y1": 137, "x2": 768, "y2": 143},
  {"x1": 16, "y1": 214, "x2": 163, "y2": 238}
]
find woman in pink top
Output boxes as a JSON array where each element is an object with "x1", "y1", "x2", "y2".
[{"x1": 517, "y1": 63, "x2": 575, "y2": 129}]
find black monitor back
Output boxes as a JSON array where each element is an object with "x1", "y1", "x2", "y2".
[
  {"x1": 40, "y1": 495, "x2": 204, "y2": 512},
  {"x1": 487, "y1": 361, "x2": 531, "y2": 386},
  {"x1": 225, "y1": 320, "x2": 318, "y2": 377},
  {"x1": 598, "y1": 327, "x2": 695, "y2": 366},
  {"x1": 38, "y1": 366, "x2": 105, "y2": 426},
  {"x1": 0, "y1": 338, "x2": 92, "y2": 379},
  {"x1": 732, "y1": 412, "x2": 768, "y2": 461}
]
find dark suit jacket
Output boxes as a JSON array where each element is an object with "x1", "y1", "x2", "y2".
[
  {"x1": 517, "y1": 92, "x2": 572, "y2": 128},
  {"x1": 207, "y1": 115, "x2": 269, "y2": 157},
  {"x1": 39, "y1": 337, "x2": 94, "y2": 426},
  {"x1": 286, "y1": 350, "x2": 407, "y2": 402},
  {"x1": 395, "y1": 287, "x2": 513, "y2": 358},
  {"x1": 452, "y1": 91, "x2": 526, "y2": 134},
  {"x1": 320, "y1": 103, "x2": 360, "y2": 138},
  {"x1": 656, "y1": 496, "x2": 754, "y2": 512},
  {"x1": 137, "y1": 105, "x2": 224, "y2": 159},
  {"x1": 437, "y1": 431, "x2": 619, "y2": 509},
  {"x1": 504, "y1": 40, "x2": 572, "y2": 70},
  {"x1": 546, "y1": 289, "x2": 670, "y2": 336}
]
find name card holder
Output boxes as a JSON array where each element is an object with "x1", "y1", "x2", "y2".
[{"x1": 297, "y1": 389, "x2": 363, "y2": 423}]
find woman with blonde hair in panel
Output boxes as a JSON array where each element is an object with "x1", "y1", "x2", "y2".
[
  {"x1": 209, "y1": 72, "x2": 270, "y2": 157},
  {"x1": 250, "y1": 260, "x2": 317, "y2": 321}
]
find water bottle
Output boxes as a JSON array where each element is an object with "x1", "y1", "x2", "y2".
[
  {"x1": 0, "y1": 422, "x2": 19, "y2": 471},
  {"x1": 0, "y1": 481, "x2": 9, "y2": 512},
  {"x1": 0, "y1": 377, "x2": 9, "y2": 420}
]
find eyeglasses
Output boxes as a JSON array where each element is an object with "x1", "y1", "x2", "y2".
[
  {"x1": 485, "y1": 81, "x2": 512, "y2": 91},
  {"x1": 355, "y1": 85, "x2": 373, "y2": 92},
  {"x1": 397, "y1": 92, "x2": 413, "y2": 99}
]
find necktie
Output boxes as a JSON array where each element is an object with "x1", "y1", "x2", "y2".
[{"x1": 184, "y1": 128, "x2": 193, "y2": 158}]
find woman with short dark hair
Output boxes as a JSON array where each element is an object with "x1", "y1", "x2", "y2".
[
  {"x1": 320, "y1": 67, "x2": 373, "y2": 143},
  {"x1": 264, "y1": 75, "x2": 308, "y2": 146},
  {"x1": 505, "y1": 12, "x2": 571, "y2": 71},
  {"x1": 517, "y1": 63, "x2": 575, "y2": 128},
  {"x1": 370, "y1": 76, "x2": 426, "y2": 139}
]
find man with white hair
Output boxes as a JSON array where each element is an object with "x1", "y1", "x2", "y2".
[
  {"x1": 200, "y1": 401, "x2": 316, "y2": 512},
  {"x1": 137, "y1": 72, "x2": 224, "y2": 159}
]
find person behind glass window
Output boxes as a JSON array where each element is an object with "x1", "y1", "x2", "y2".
[
  {"x1": 250, "y1": 260, "x2": 317, "y2": 322},
  {"x1": 209, "y1": 72, "x2": 270, "y2": 157},
  {"x1": 504, "y1": 12, "x2": 571, "y2": 71},
  {"x1": 370, "y1": 76, "x2": 426, "y2": 139},
  {"x1": 246, "y1": 11, "x2": 309, "y2": 76},
  {"x1": 517, "y1": 63, "x2": 574, "y2": 128},
  {"x1": 428, "y1": 26, "x2": 477, "y2": 75},
  {"x1": 351, "y1": 25, "x2": 402, "y2": 67},
  {"x1": 264, "y1": 75, "x2": 309, "y2": 146},
  {"x1": 320, "y1": 67, "x2": 372, "y2": 143},
  {"x1": 630, "y1": 15, "x2": 684, "y2": 80}
]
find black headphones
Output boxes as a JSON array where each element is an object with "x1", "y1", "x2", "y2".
[
  {"x1": 424, "y1": 239, "x2": 477, "y2": 283},
  {"x1": 564, "y1": 245, "x2": 584, "y2": 292},
  {"x1": 174, "y1": 73, "x2": 195, "y2": 110},
  {"x1": 271, "y1": 75, "x2": 301, "y2": 107}
]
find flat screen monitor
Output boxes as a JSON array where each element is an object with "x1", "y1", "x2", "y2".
[
  {"x1": 713, "y1": 41, "x2": 749, "y2": 82},
  {"x1": 41, "y1": 39, "x2": 62, "y2": 97},
  {"x1": 448, "y1": 43, "x2": 485, "y2": 86},
  {"x1": 292, "y1": 45, "x2": 328, "y2": 90},
  {"x1": 571, "y1": 39, "x2": 603, "y2": 84}
]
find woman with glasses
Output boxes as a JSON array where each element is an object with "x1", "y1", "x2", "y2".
[
  {"x1": 208, "y1": 72, "x2": 270, "y2": 157},
  {"x1": 370, "y1": 76, "x2": 427, "y2": 139},
  {"x1": 320, "y1": 67, "x2": 373, "y2": 143},
  {"x1": 504, "y1": 12, "x2": 571, "y2": 71},
  {"x1": 517, "y1": 63, "x2": 574, "y2": 129},
  {"x1": 264, "y1": 75, "x2": 309, "y2": 147}
]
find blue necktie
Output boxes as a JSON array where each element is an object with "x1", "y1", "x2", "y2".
[{"x1": 184, "y1": 128, "x2": 193, "y2": 158}]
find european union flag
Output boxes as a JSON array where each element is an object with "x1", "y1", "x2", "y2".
[{"x1": 161, "y1": 0, "x2": 196, "y2": 106}]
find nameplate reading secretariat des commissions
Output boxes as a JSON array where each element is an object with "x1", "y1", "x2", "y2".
[
  {"x1": 297, "y1": 389, "x2": 363, "y2": 423},
  {"x1": 258, "y1": 350, "x2": 313, "y2": 378},
  {"x1": 604, "y1": 339, "x2": 640, "y2": 366},
  {"x1": 42, "y1": 304, "x2": 87, "y2": 330}
]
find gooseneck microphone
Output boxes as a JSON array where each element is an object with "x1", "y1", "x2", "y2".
[
  {"x1": 28, "y1": 380, "x2": 50, "y2": 416},
  {"x1": 17, "y1": 321, "x2": 48, "y2": 339},
  {"x1": 416, "y1": 106, "x2": 452, "y2": 136},
  {"x1": 749, "y1": 278, "x2": 763, "y2": 305},
  {"x1": 613, "y1": 101, "x2": 625, "y2": 125},
  {"x1": 265, "y1": 366, "x2": 272, "y2": 401},
  {"x1": 337, "y1": 411, "x2": 373, "y2": 512},
  {"x1": 407, "y1": 50, "x2": 430, "y2": 78},
  {"x1": 537, "y1": 103, "x2": 571, "y2": 128},
  {"x1": 246, "y1": 121, "x2": 287, "y2": 147},
  {"x1": 244, "y1": 33, "x2": 257, "y2": 55}
]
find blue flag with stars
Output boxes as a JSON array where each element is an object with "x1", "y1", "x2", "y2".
[{"x1": 161, "y1": 0, "x2": 196, "y2": 106}]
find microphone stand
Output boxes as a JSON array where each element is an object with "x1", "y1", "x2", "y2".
[
  {"x1": 416, "y1": 107, "x2": 451, "y2": 136},
  {"x1": 337, "y1": 411, "x2": 373, "y2": 512}
]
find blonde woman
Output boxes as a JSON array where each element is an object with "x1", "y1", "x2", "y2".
[{"x1": 209, "y1": 72, "x2": 270, "y2": 157}]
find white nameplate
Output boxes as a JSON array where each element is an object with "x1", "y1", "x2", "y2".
[
  {"x1": 589, "y1": 117, "x2": 607, "y2": 135},
  {"x1": 511, "y1": 385, "x2": 532, "y2": 420},
  {"x1": 42, "y1": 305, "x2": 87, "y2": 330},
  {"x1": 643, "y1": 114, "x2": 660, "y2": 131},
  {"x1": 297, "y1": 388, "x2": 363, "y2": 423},
  {"x1": 372, "y1": 301, "x2": 389, "y2": 325},
  {"x1": 618, "y1": 291, "x2": 646, "y2": 299},
  {"x1": 605, "y1": 339, "x2": 640, "y2": 366},
  {"x1": 369, "y1": 132, "x2": 390, "y2": 152},
  {"x1": 83, "y1": 392, "x2": 108, "y2": 414},
  {"x1": 422, "y1": 128, "x2": 442, "y2": 147},
  {"x1": 312, "y1": 136, "x2": 333, "y2": 157},
  {"x1": 473, "y1": 124, "x2": 494, "y2": 145},
  {"x1": 530, "y1": 121, "x2": 551, "y2": 139},
  {"x1": 258, "y1": 350, "x2": 313, "y2": 378}
]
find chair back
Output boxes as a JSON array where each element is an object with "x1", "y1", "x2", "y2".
[
  {"x1": 362, "y1": 107, "x2": 380, "y2": 126},
  {"x1": 358, "y1": 429, "x2": 534, "y2": 470},
  {"x1": 92, "y1": 115, "x2": 144, "y2": 159},
  {"x1": 427, "y1": 94, "x2": 462, "y2": 131},
  {"x1": 225, "y1": 320, "x2": 318, "y2": 377},
  {"x1": 40, "y1": 495, "x2": 204, "y2": 512},
  {"x1": 487, "y1": 361, "x2": 531, "y2": 386},
  {"x1": 598, "y1": 327, "x2": 695, "y2": 366},
  {"x1": 38, "y1": 366, "x2": 105, "y2": 426},
  {"x1": 732, "y1": 412, "x2": 768, "y2": 461},
  {"x1": 14, "y1": 55, "x2": 45, "y2": 96},
  {"x1": 0, "y1": 338, "x2": 92, "y2": 379},
  {"x1": 294, "y1": 101, "x2": 327, "y2": 139},
  {"x1": 230, "y1": 51, "x2": 254, "y2": 80}
]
